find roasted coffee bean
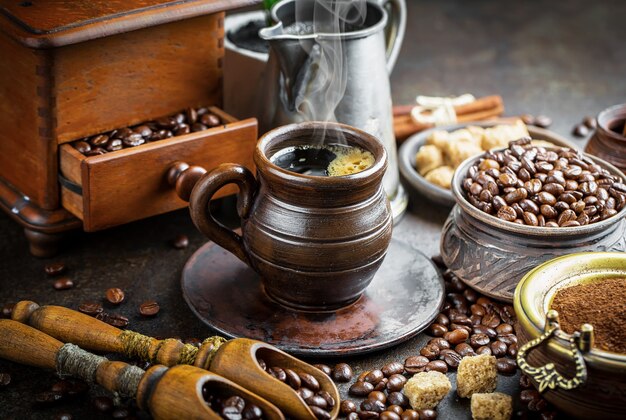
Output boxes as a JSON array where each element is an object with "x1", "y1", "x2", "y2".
[
  {"x1": 367, "y1": 390, "x2": 386, "y2": 403},
  {"x1": 201, "y1": 113, "x2": 222, "y2": 127},
  {"x1": 347, "y1": 412, "x2": 360, "y2": 420},
  {"x1": 470, "y1": 304, "x2": 485, "y2": 316},
  {"x1": 404, "y1": 355, "x2": 429, "y2": 374},
  {"x1": 455, "y1": 343, "x2": 476, "y2": 357},
  {"x1": 364, "y1": 369, "x2": 384, "y2": 384},
  {"x1": 45, "y1": 262, "x2": 66, "y2": 276},
  {"x1": 434, "y1": 313, "x2": 449, "y2": 327},
  {"x1": 357, "y1": 411, "x2": 379, "y2": 419},
  {"x1": 496, "y1": 323, "x2": 513, "y2": 335},
  {"x1": 386, "y1": 374, "x2": 406, "y2": 392},
  {"x1": 476, "y1": 345, "x2": 492, "y2": 355},
  {"x1": 53, "y1": 277, "x2": 74, "y2": 290},
  {"x1": 428, "y1": 337, "x2": 451, "y2": 350},
  {"x1": 73, "y1": 141, "x2": 91, "y2": 154},
  {"x1": 306, "y1": 395, "x2": 328, "y2": 409},
  {"x1": 418, "y1": 408, "x2": 438, "y2": 419},
  {"x1": 583, "y1": 116, "x2": 597, "y2": 129},
  {"x1": 450, "y1": 323, "x2": 472, "y2": 334},
  {"x1": 380, "y1": 411, "x2": 402, "y2": 420},
  {"x1": 498, "y1": 334, "x2": 517, "y2": 345},
  {"x1": 387, "y1": 405, "x2": 403, "y2": 415},
  {"x1": 172, "y1": 234, "x2": 189, "y2": 249},
  {"x1": 387, "y1": 391, "x2": 409, "y2": 408},
  {"x1": 425, "y1": 360, "x2": 448, "y2": 373},
  {"x1": 349, "y1": 381, "x2": 374, "y2": 396},
  {"x1": 35, "y1": 391, "x2": 64, "y2": 405},
  {"x1": 314, "y1": 364, "x2": 332, "y2": 376},
  {"x1": 420, "y1": 344, "x2": 440, "y2": 360},
  {"x1": 490, "y1": 341, "x2": 507, "y2": 357},
  {"x1": 55, "y1": 413, "x2": 73, "y2": 420},
  {"x1": 310, "y1": 406, "x2": 331, "y2": 420},
  {"x1": 91, "y1": 134, "x2": 110, "y2": 146},
  {"x1": 341, "y1": 400, "x2": 357, "y2": 415},
  {"x1": 139, "y1": 300, "x2": 160, "y2": 316},
  {"x1": 444, "y1": 328, "x2": 469, "y2": 345},
  {"x1": 297, "y1": 387, "x2": 314, "y2": 400},
  {"x1": 361, "y1": 399, "x2": 385, "y2": 413},
  {"x1": 441, "y1": 349, "x2": 462, "y2": 368},
  {"x1": 2, "y1": 303, "x2": 15, "y2": 319},
  {"x1": 472, "y1": 325, "x2": 497, "y2": 339},
  {"x1": 507, "y1": 343, "x2": 518, "y2": 357},
  {"x1": 401, "y1": 410, "x2": 420, "y2": 420},
  {"x1": 481, "y1": 312, "x2": 501, "y2": 328},
  {"x1": 78, "y1": 301, "x2": 103, "y2": 316},
  {"x1": 269, "y1": 367, "x2": 287, "y2": 382},
  {"x1": 469, "y1": 333, "x2": 490, "y2": 348},
  {"x1": 381, "y1": 361, "x2": 404, "y2": 377},
  {"x1": 373, "y1": 377, "x2": 388, "y2": 392},
  {"x1": 328, "y1": 363, "x2": 350, "y2": 382},
  {"x1": 105, "y1": 287, "x2": 125, "y2": 304},
  {"x1": 93, "y1": 396, "x2": 114, "y2": 412},
  {"x1": 356, "y1": 371, "x2": 370, "y2": 383},
  {"x1": 533, "y1": 115, "x2": 552, "y2": 128},
  {"x1": 497, "y1": 205, "x2": 517, "y2": 222},
  {"x1": 427, "y1": 323, "x2": 447, "y2": 337},
  {"x1": 104, "y1": 313, "x2": 129, "y2": 328},
  {"x1": 496, "y1": 357, "x2": 517, "y2": 375},
  {"x1": 528, "y1": 398, "x2": 549, "y2": 412},
  {"x1": 284, "y1": 368, "x2": 301, "y2": 389},
  {"x1": 0, "y1": 372, "x2": 11, "y2": 387},
  {"x1": 257, "y1": 358, "x2": 267, "y2": 371},
  {"x1": 572, "y1": 124, "x2": 589, "y2": 137},
  {"x1": 318, "y1": 390, "x2": 335, "y2": 408}
]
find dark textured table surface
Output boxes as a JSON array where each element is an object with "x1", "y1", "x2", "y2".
[{"x1": 1, "y1": 0, "x2": 625, "y2": 418}]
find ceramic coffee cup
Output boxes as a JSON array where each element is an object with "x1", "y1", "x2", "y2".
[{"x1": 188, "y1": 122, "x2": 393, "y2": 310}]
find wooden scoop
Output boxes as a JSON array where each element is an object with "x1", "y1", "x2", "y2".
[
  {"x1": 0, "y1": 319, "x2": 284, "y2": 420},
  {"x1": 12, "y1": 301, "x2": 339, "y2": 420}
]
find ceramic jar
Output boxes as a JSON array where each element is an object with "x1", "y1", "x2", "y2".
[{"x1": 585, "y1": 103, "x2": 626, "y2": 172}]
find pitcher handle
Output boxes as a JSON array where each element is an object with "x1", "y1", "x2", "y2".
[
  {"x1": 189, "y1": 163, "x2": 256, "y2": 265},
  {"x1": 379, "y1": 0, "x2": 406, "y2": 73}
]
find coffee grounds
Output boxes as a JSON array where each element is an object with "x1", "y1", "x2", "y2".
[{"x1": 551, "y1": 278, "x2": 626, "y2": 354}]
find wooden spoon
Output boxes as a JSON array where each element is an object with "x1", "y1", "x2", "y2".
[
  {"x1": 12, "y1": 301, "x2": 339, "y2": 419},
  {"x1": 0, "y1": 319, "x2": 284, "y2": 420}
]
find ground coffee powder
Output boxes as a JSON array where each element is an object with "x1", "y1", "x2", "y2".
[{"x1": 551, "y1": 277, "x2": 626, "y2": 354}]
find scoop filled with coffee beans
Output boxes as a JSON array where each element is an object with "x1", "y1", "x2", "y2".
[
  {"x1": 461, "y1": 137, "x2": 626, "y2": 227},
  {"x1": 71, "y1": 106, "x2": 225, "y2": 156}
]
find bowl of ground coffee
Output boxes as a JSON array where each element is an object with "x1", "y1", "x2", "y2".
[
  {"x1": 514, "y1": 252, "x2": 626, "y2": 419},
  {"x1": 440, "y1": 138, "x2": 626, "y2": 301}
]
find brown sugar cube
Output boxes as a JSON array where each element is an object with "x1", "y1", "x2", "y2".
[
  {"x1": 457, "y1": 354, "x2": 497, "y2": 398},
  {"x1": 403, "y1": 371, "x2": 451, "y2": 410},
  {"x1": 471, "y1": 392, "x2": 513, "y2": 420}
]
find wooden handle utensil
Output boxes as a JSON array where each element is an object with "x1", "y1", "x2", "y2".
[
  {"x1": 12, "y1": 301, "x2": 339, "y2": 420},
  {"x1": 0, "y1": 319, "x2": 284, "y2": 420}
]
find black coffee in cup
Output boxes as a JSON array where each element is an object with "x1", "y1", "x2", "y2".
[{"x1": 270, "y1": 144, "x2": 374, "y2": 177}]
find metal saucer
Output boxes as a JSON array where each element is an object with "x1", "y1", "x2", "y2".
[{"x1": 181, "y1": 237, "x2": 444, "y2": 356}]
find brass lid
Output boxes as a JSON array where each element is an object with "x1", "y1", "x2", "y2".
[
  {"x1": 514, "y1": 252, "x2": 626, "y2": 369},
  {"x1": 0, "y1": 0, "x2": 261, "y2": 48}
]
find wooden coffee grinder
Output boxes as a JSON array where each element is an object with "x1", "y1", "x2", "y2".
[{"x1": 0, "y1": 0, "x2": 260, "y2": 257}]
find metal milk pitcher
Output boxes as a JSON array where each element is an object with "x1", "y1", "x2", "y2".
[{"x1": 259, "y1": 0, "x2": 408, "y2": 221}]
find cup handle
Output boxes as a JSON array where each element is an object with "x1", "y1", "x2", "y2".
[
  {"x1": 189, "y1": 163, "x2": 256, "y2": 265},
  {"x1": 517, "y1": 310, "x2": 589, "y2": 393},
  {"x1": 378, "y1": 0, "x2": 406, "y2": 73}
]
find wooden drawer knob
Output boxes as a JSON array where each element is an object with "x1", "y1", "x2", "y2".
[{"x1": 167, "y1": 162, "x2": 207, "y2": 202}]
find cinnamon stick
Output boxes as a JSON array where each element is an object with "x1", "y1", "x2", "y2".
[{"x1": 392, "y1": 95, "x2": 503, "y2": 117}]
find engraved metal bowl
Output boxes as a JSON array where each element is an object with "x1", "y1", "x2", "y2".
[
  {"x1": 440, "y1": 150, "x2": 626, "y2": 302},
  {"x1": 514, "y1": 252, "x2": 626, "y2": 419}
]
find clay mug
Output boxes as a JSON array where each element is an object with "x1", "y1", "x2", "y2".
[{"x1": 188, "y1": 122, "x2": 393, "y2": 310}]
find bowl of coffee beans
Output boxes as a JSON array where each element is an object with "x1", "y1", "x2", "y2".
[
  {"x1": 441, "y1": 137, "x2": 626, "y2": 302},
  {"x1": 514, "y1": 251, "x2": 626, "y2": 419}
]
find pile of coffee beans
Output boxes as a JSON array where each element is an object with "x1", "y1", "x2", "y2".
[
  {"x1": 257, "y1": 358, "x2": 335, "y2": 419},
  {"x1": 462, "y1": 137, "x2": 626, "y2": 227},
  {"x1": 71, "y1": 107, "x2": 224, "y2": 156},
  {"x1": 203, "y1": 388, "x2": 265, "y2": 420},
  {"x1": 518, "y1": 375, "x2": 557, "y2": 419}
]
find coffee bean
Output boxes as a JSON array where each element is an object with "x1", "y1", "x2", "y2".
[
  {"x1": 418, "y1": 409, "x2": 438, "y2": 419},
  {"x1": 139, "y1": 301, "x2": 160, "y2": 316},
  {"x1": 364, "y1": 369, "x2": 384, "y2": 384},
  {"x1": 356, "y1": 371, "x2": 370, "y2": 383},
  {"x1": 498, "y1": 334, "x2": 517, "y2": 345},
  {"x1": 380, "y1": 411, "x2": 402, "y2": 420},
  {"x1": 367, "y1": 390, "x2": 386, "y2": 403},
  {"x1": 318, "y1": 390, "x2": 335, "y2": 409},
  {"x1": 401, "y1": 410, "x2": 420, "y2": 420},
  {"x1": 311, "y1": 405, "x2": 331, "y2": 419},
  {"x1": 469, "y1": 333, "x2": 490, "y2": 348},
  {"x1": 55, "y1": 413, "x2": 73, "y2": 420},
  {"x1": 490, "y1": 341, "x2": 507, "y2": 357},
  {"x1": 572, "y1": 124, "x2": 589, "y2": 137},
  {"x1": 361, "y1": 399, "x2": 386, "y2": 413},
  {"x1": 306, "y1": 395, "x2": 328, "y2": 409},
  {"x1": 349, "y1": 381, "x2": 374, "y2": 396},
  {"x1": 45, "y1": 262, "x2": 67, "y2": 276},
  {"x1": 496, "y1": 323, "x2": 514, "y2": 335},
  {"x1": 78, "y1": 301, "x2": 103, "y2": 316},
  {"x1": 341, "y1": 400, "x2": 357, "y2": 415},
  {"x1": 172, "y1": 234, "x2": 189, "y2": 249},
  {"x1": 472, "y1": 325, "x2": 497, "y2": 339},
  {"x1": 284, "y1": 368, "x2": 301, "y2": 389},
  {"x1": 427, "y1": 323, "x2": 447, "y2": 337},
  {"x1": 1, "y1": 303, "x2": 15, "y2": 319},
  {"x1": 455, "y1": 343, "x2": 476, "y2": 357},
  {"x1": 427, "y1": 337, "x2": 450, "y2": 350},
  {"x1": 201, "y1": 113, "x2": 221, "y2": 127},
  {"x1": 381, "y1": 361, "x2": 404, "y2": 377},
  {"x1": 347, "y1": 412, "x2": 360, "y2": 420},
  {"x1": 105, "y1": 287, "x2": 125, "y2": 304},
  {"x1": 329, "y1": 362, "x2": 352, "y2": 382},
  {"x1": 268, "y1": 367, "x2": 286, "y2": 382},
  {"x1": 53, "y1": 277, "x2": 74, "y2": 290},
  {"x1": 419, "y1": 344, "x2": 440, "y2": 360},
  {"x1": 534, "y1": 115, "x2": 552, "y2": 128},
  {"x1": 507, "y1": 343, "x2": 518, "y2": 357},
  {"x1": 357, "y1": 411, "x2": 379, "y2": 419},
  {"x1": 481, "y1": 312, "x2": 501, "y2": 328},
  {"x1": 310, "y1": 364, "x2": 330, "y2": 377},
  {"x1": 101, "y1": 313, "x2": 129, "y2": 328},
  {"x1": 496, "y1": 358, "x2": 517, "y2": 375},
  {"x1": 387, "y1": 391, "x2": 409, "y2": 408},
  {"x1": 35, "y1": 391, "x2": 64, "y2": 405},
  {"x1": 93, "y1": 396, "x2": 114, "y2": 412},
  {"x1": 444, "y1": 328, "x2": 469, "y2": 345},
  {"x1": 0, "y1": 372, "x2": 11, "y2": 387},
  {"x1": 425, "y1": 360, "x2": 448, "y2": 374},
  {"x1": 386, "y1": 374, "x2": 407, "y2": 392},
  {"x1": 583, "y1": 116, "x2": 596, "y2": 129},
  {"x1": 441, "y1": 349, "x2": 462, "y2": 368},
  {"x1": 297, "y1": 387, "x2": 314, "y2": 400},
  {"x1": 373, "y1": 377, "x2": 388, "y2": 391},
  {"x1": 476, "y1": 345, "x2": 492, "y2": 355}
]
